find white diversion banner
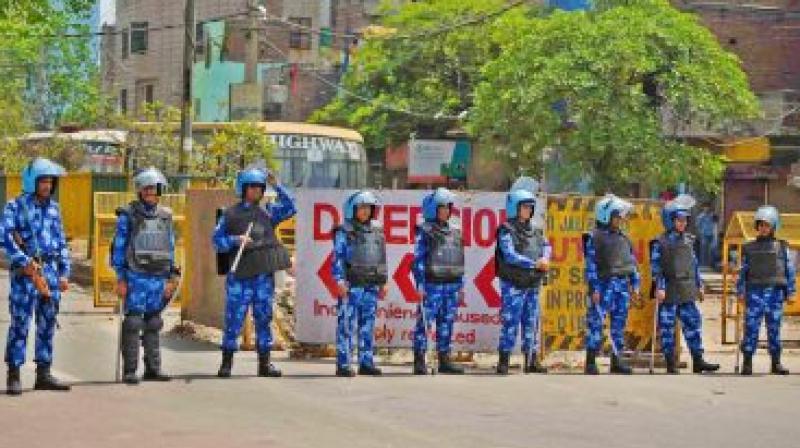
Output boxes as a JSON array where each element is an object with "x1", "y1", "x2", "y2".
[{"x1": 294, "y1": 189, "x2": 544, "y2": 351}]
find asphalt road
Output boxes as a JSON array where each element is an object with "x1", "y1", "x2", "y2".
[{"x1": 1, "y1": 271, "x2": 799, "y2": 448}]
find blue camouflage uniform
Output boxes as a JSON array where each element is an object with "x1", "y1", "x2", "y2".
[
  {"x1": 331, "y1": 226, "x2": 380, "y2": 370},
  {"x1": 584, "y1": 229, "x2": 640, "y2": 353},
  {"x1": 650, "y1": 231, "x2": 704, "y2": 359},
  {"x1": 3, "y1": 193, "x2": 71, "y2": 369},
  {"x1": 737, "y1": 239, "x2": 796, "y2": 358},
  {"x1": 212, "y1": 185, "x2": 296, "y2": 355},
  {"x1": 497, "y1": 229, "x2": 552, "y2": 354},
  {"x1": 411, "y1": 223, "x2": 464, "y2": 354}
]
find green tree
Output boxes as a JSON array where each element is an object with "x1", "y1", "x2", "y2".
[
  {"x1": 0, "y1": 0, "x2": 100, "y2": 129},
  {"x1": 196, "y1": 122, "x2": 278, "y2": 186},
  {"x1": 310, "y1": 0, "x2": 536, "y2": 150},
  {"x1": 123, "y1": 102, "x2": 183, "y2": 173},
  {"x1": 470, "y1": 0, "x2": 759, "y2": 193}
]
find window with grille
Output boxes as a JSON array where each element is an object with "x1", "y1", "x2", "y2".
[
  {"x1": 121, "y1": 29, "x2": 129, "y2": 59},
  {"x1": 289, "y1": 17, "x2": 312, "y2": 50},
  {"x1": 130, "y1": 22, "x2": 148, "y2": 54},
  {"x1": 120, "y1": 89, "x2": 128, "y2": 114}
]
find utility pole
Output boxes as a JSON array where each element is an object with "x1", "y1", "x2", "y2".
[
  {"x1": 245, "y1": 0, "x2": 259, "y2": 84},
  {"x1": 178, "y1": 0, "x2": 195, "y2": 178},
  {"x1": 229, "y1": 0, "x2": 263, "y2": 121}
]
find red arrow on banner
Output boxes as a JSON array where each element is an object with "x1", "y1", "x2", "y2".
[
  {"x1": 317, "y1": 251, "x2": 339, "y2": 299},
  {"x1": 474, "y1": 256, "x2": 501, "y2": 308},
  {"x1": 393, "y1": 252, "x2": 421, "y2": 303}
]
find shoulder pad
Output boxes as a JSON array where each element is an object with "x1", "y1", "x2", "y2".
[
  {"x1": 156, "y1": 206, "x2": 173, "y2": 219},
  {"x1": 497, "y1": 222, "x2": 513, "y2": 234},
  {"x1": 337, "y1": 221, "x2": 355, "y2": 233},
  {"x1": 223, "y1": 205, "x2": 237, "y2": 219}
]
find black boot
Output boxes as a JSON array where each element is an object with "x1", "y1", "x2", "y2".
[
  {"x1": 585, "y1": 350, "x2": 599, "y2": 375},
  {"x1": 524, "y1": 352, "x2": 548, "y2": 374},
  {"x1": 34, "y1": 365, "x2": 70, "y2": 391},
  {"x1": 741, "y1": 354, "x2": 753, "y2": 376},
  {"x1": 336, "y1": 366, "x2": 356, "y2": 377},
  {"x1": 358, "y1": 364, "x2": 382, "y2": 376},
  {"x1": 692, "y1": 352, "x2": 720, "y2": 374},
  {"x1": 142, "y1": 315, "x2": 169, "y2": 382},
  {"x1": 6, "y1": 367, "x2": 21, "y2": 396},
  {"x1": 771, "y1": 354, "x2": 790, "y2": 375},
  {"x1": 217, "y1": 351, "x2": 234, "y2": 378},
  {"x1": 496, "y1": 351, "x2": 510, "y2": 375},
  {"x1": 437, "y1": 352, "x2": 465, "y2": 375},
  {"x1": 413, "y1": 351, "x2": 427, "y2": 375},
  {"x1": 665, "y1": 355, "x2": 679, "y2": 375},
  {"x1": 257, "y1": 352, "x2": 282, "y2": 378},
  {"x1": 610, "y1": 354, "x2": 633, "y2": 375},
  {"x1": 123, "y1": 372, "x2": 139, "y2": 384}
]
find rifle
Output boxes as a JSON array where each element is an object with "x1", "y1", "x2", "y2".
[{"x1": 11, "y1": 231, "x2": 52, "y2": 301}]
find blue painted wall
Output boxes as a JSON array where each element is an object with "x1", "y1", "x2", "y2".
[{"x1": 193, "y1": 21, "x2": 282, "y2": 122}]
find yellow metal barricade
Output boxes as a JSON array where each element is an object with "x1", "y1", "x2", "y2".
[
  {"x1": 541, "y1": 195, "x2": 664, "y2": 358},
  {"x1": 5, "y1": 175, "x2": 21, "y2": 200}
]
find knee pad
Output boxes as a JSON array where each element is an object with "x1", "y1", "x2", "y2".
[
  {"x1": 123, "y1": 314, "x2": 145, "y2": 333},
  {"x1": 144, "y1": 314, "x2": 164, "y2": 332}
]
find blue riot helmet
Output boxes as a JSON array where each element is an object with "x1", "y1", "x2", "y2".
[
  {"x1": 422, "y1": 187, "x2": 457, "y2": 222},
  {"x1": 507, "y1": 176, "x2": 540, "y2": 220},
  {"x1": 595, "y1": 194, "x2": 633, "y2": 226},
  {"x1": 754, "y1": 205, "x2": 780, "y2": 232},
  {"x1": 22, "y1": 158, "x2": 66, "y2": 195},
  {"x1": 235, "y1": 167, "x2": 268, "y2": 198},
  {"x1": 506, "y1": 189, "x2": 537, "y2": 220},
  {"x1": 661, "y1": 194, "x2": 697, "y2": 231},
  {"x1": 343, "y1": 190, "x2": 380, "y2": 222},
  {"x1": 133, "y1": 167, "x2": 168, "y2": 196}
]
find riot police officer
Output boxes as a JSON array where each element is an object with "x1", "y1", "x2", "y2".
[
  {"x1": 583, "y1": 194, "x2": 640, "y2": 375},
  {"x1": 112, "y1": 167, "x2": 180, "y2": 384},
  {"x1": 212, "y1": 167, "x2": 295, "y2": 378},
  {"x1": 331, "y1": 191, "x2": 388, "y2": 377},
  {"x1": 737, "y1": 205, "x2": 796, "y2": 375},
  {"x1": 412, "y1": 188, "x2": 466, "y2": 375},
  {"x1": 4, "y1": 158, "x2": 71, "y2": 395},
  {"x1": 495, "y1": 186, "x2": 551, "y2": 375},
  {"x1": 650, "y1": 194, "x2": 719, "y2": 374}
]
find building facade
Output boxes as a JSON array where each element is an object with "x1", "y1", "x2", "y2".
[{"x1": 102, "y1": 0, "x2": 390, "y2": 121}]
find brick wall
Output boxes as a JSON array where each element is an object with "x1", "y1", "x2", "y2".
[{"x1": 686, "y1": 3, "x2": 800, "y2": 93}]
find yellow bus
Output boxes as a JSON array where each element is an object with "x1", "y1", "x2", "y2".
[{"x1": 130, "y1": 121, "x2": 368, "y2": 189}]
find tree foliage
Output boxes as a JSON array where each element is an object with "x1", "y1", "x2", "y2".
[
  {"x1": 310, "y1": 0, "x2": 535, "y2": 150},
  {"x1": 0, "y1": 0, "x2": 101, "y2": 129},
  {"x1": 312, "y1": 0, "x2": 760, "y2": 194},
  {"x1": 472, "y1": 0, "x2": 757, "y2": 193},
  {"x1": 194, "y1": 122, "x2": 278, "y2": 186}
]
